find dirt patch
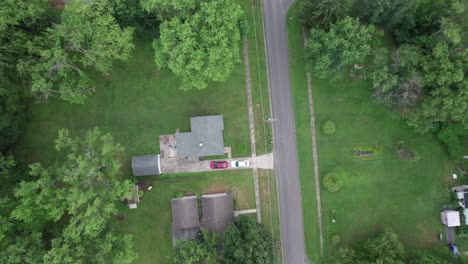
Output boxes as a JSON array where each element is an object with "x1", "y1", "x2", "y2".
[
  {"x1": 204, "y1": 185, "x2": 228, "y2": 194},
  {"x1": 417, "y1": 223, "x2": 439, "y2": 247}
]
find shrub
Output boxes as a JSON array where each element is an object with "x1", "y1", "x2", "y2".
[
  {"x1": 323, "y1": 171, "x2": 342, "y2": 192},
  {"x1": 322, "y1": 120, "x2": 336, "y2": 135},
  {"x1": 331, "y1": 234, "x2": 341, "y2": 246}
]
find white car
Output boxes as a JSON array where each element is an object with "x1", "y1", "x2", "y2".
[{"x1": 231, "y1": 160, "x2": 250, "y2": 168}]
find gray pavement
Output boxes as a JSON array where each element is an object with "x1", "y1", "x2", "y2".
[
  {"x1": 160, "y1": 154, "x2": 274, "y2": 174},
  {"x1": 262, "y1": 0, "x2": 310, "y2": 263}
]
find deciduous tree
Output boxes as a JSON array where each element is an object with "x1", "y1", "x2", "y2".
[
  {"x1": 306, "y1": 16, "x2": 378, "y2": 79},
  {"x1": 10, "y1": 128, "x2": 136, "y2": 263},
  {"x1": 30, "y1": 0, "x2": 134, "y2": 103},
  {"x1": 297, "y1": 0, "x2": 348, "y2": 30},
  {"x1": 150, "y1": 0, "x2": 245, "y2": 90},
  {"x1": 221, "y1": 216, "x2": 273, "y2": 264}
]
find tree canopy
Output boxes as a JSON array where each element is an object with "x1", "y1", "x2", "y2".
[
  {"x1": 297, "y1": 0, "x2": 348, "y2": 30},
  {"x1": 174, "y1": 230, "x2": 218, "y2": 264},
  {"x1": 0, "y1": 128, "x2": 136, "y2": 263},
  {"x1": 148, "y1": 0, "x2": 245, "y2": 90},
  {"x1": 221, "y1": 216, "x2": 273, "y2": 264},
  {"x1": 306, "y1": 16, "x2": 379, "y2": 79},
  {"x1": 29, "y1": 0, "x2": 134, "y2": 104}
]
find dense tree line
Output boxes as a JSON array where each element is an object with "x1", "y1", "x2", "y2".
[
  {"x1": 299, "y1": 0, "x2": 467, "y2": 161},
  {"x1": 331, "y1": 231, "x2": 463, "y2": 264}
]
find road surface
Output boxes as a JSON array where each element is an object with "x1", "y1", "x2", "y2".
[{"x1": 262, "y1": 0, "x2": 310, "y2": 263}]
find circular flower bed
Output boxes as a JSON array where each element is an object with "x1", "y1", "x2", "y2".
[
  {"x1": 322, "y1": 120, "x2": 336, "y2": 135},
  {"x1": 323, "y1": 171, "x2": 343, "y2": 192}
]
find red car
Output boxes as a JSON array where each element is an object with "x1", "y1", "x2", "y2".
[{"x1": 210, "y1": 161, "x2": 228, "y2": 169}]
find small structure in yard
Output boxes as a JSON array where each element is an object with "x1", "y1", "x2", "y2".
[
  {"x1": 453, "y1": 185, "x2": 468, "y2": 225},
  {"x1": 171, "y1": 195, "x2": 200, "y2": 244},
  {"x1": 441, "y1": 210, "x2": 461, "y2": 227},
  {"x1": 176, "y1": 115, "x2": 225, "y2": 158},
  {"x1": 131, "y1": 154, "x2": 161, "y2": 176},
  {"x1": 125, "y1": 185, "x2": 140, "y2": 209},
  {"x1": 201, "y1": 193, "x2": 234, "y2": 233}
]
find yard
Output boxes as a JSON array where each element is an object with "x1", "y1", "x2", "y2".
[
  {"x1": 287, "y1": 2, "x2": 455, "y2": 262},
  {"x1": 13, "y1": 1, "x2": 276, "y2": 263},
  {"x1": 120, "y1": 170, "x2": 256, "y2": 263}
]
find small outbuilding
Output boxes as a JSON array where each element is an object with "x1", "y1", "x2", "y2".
[
  {"x1": 171, "y1": 195, "x2": 200, "y2": 244},
  {"x1": 453, "y1": 185, "x2": 468, "y2": 225},
  {"x1": 131, "y1": 154, "x2": 161, "y2": 176},
  {"x1": 441, "y1": 210, "x2": 461, "y2": 227},
  {"x1": 201, "y1": 193, "x2": 234, "y2": 233}
]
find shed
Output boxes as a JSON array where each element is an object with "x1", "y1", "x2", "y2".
[
  {"x1": 201, "y1": 193, "x2": 234, "y2": 233},
  {"x1": 131, "y1": 154, "x2": 161, "y2": 176},
  {"x1": 171, "y1": 196, "x2": 200, "y2": 244},
  {"x1": 176, "y1": 115, "x2": 224, "y2": 157},
  {"x1": 441, "y1": 210, "x2": 461, "y2": 227}
]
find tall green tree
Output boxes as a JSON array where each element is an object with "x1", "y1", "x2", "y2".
[
  {"x1": 29, "y1": 0, "x2": 134, "y2": 104},
  {"x1": 359, "y1": 231, "x2": 405, "y2": 263},
  {"x1": 297, "y1": 0, "x2": 348, "y2": 30},
  {"x1": 149, "y1": 0, "x2": 245, "y2": 90},
  {"x1": 356, "y1": 0, "x2": 418, "y2": 42},
  {"x1": 9, "y1": 128, "x2": 136, "y2": 263},
  {"x1": 306, "y1": 16, "x2": 379, "y2": 79},
  {"x1": 369, "y1": 45, "x2": 423, "y2": 111},
  {"x1": 0, "y1": 1, "x2": 58, "y2": 150},
  {"x1": 221, "y1": 216, "x2": 273, "y2": 264},
  {"x1": 174, "y1": 230, "x2": 218, "y2": 264}
]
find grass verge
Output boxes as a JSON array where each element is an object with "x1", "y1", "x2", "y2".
[{"x1": 259, "y1": 169, "x2": 282, "y2": 263}]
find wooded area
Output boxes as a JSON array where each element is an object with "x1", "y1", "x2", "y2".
[{"x1": 299, "y1": 0, "x2": 467, "y2": 161}]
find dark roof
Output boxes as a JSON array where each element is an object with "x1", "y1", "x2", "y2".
[
  {"x1": 131, "y1": 155, "x2": 160, "y2": 176},
  {"x1": 176, "y1": 115, "x2": 224, "y2": 157},
  {"x1": 201, "y1": 193, "x2": 234, "y2": 233},
  {"x1": 464, "y1": 193, "x2": 468, "y2": 208},
  {"x1": 171, "y1": 196, "x2": 200, "y2": 244}
]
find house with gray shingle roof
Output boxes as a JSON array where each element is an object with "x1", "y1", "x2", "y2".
[
  {"x1": 131, "y1": 154, "x2": 161, "y2": 176},
  {"x1": 171, "y1": 195, "x2": 200, "y2": 244},
  {"x1": 201, "y1": 193, "x2": 234, "y2": 233},
  {"x1": 176, "y1": 115, "x2": 224, "y2": 158}
]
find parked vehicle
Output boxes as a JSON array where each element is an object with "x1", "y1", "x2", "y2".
[
  {"x1": 231, "y1": 160, "x2": 250, "y2": 168},
  {"x1": 210, "y1": 161, "x2": 228, "y2": 169}
]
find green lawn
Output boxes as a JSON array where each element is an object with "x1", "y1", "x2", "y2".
[
  {"x1": 15, "y1": 36, "x2": 250, "y2": 169},
  {"x1": 258, "y1": 169, "x2": 282, "y2": 263},
  {"x1": 242, "y1": 0, "x2": 273, "y2": 155},
  {"x1": 287, "y1": 2, "x2": 454, "y2": 262},
  {"x1": 120, "y1": 170, "x2": 256, "y2": 263}
]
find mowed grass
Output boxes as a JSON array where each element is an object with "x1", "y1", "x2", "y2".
[
  {"x1": 258, "y1": 169, "x2": 282, "y2": 263},
  {"x1": 15, "y1": 37, "x2": 250, "y2": 168},
  {"x1": 120, "y1": 170, "x2": 256, "y2": 263},
  {"x1": 242, "y1": 0, "x2": 273, "y2": 155},
  {"x1": 287, "y1": 2, "x2": 454, "y2": 261},
  {"x1": 286, "y1": 4, "x2": 321, "y2": 263}
]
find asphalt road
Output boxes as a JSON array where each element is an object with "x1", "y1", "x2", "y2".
[{"x1": 262, "y1": 0, "x2": 310, "y2": 263}]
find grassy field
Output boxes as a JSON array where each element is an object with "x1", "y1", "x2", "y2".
[
  {"x1": 120, "y1": 170, "x2": 256, "y2": 263},
  {"x1": 287, "y1": 2, "x2": 455, "y2": 262},
  {"x1": 258, "y1": 169, "x2": 282, "y2": 263}
]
